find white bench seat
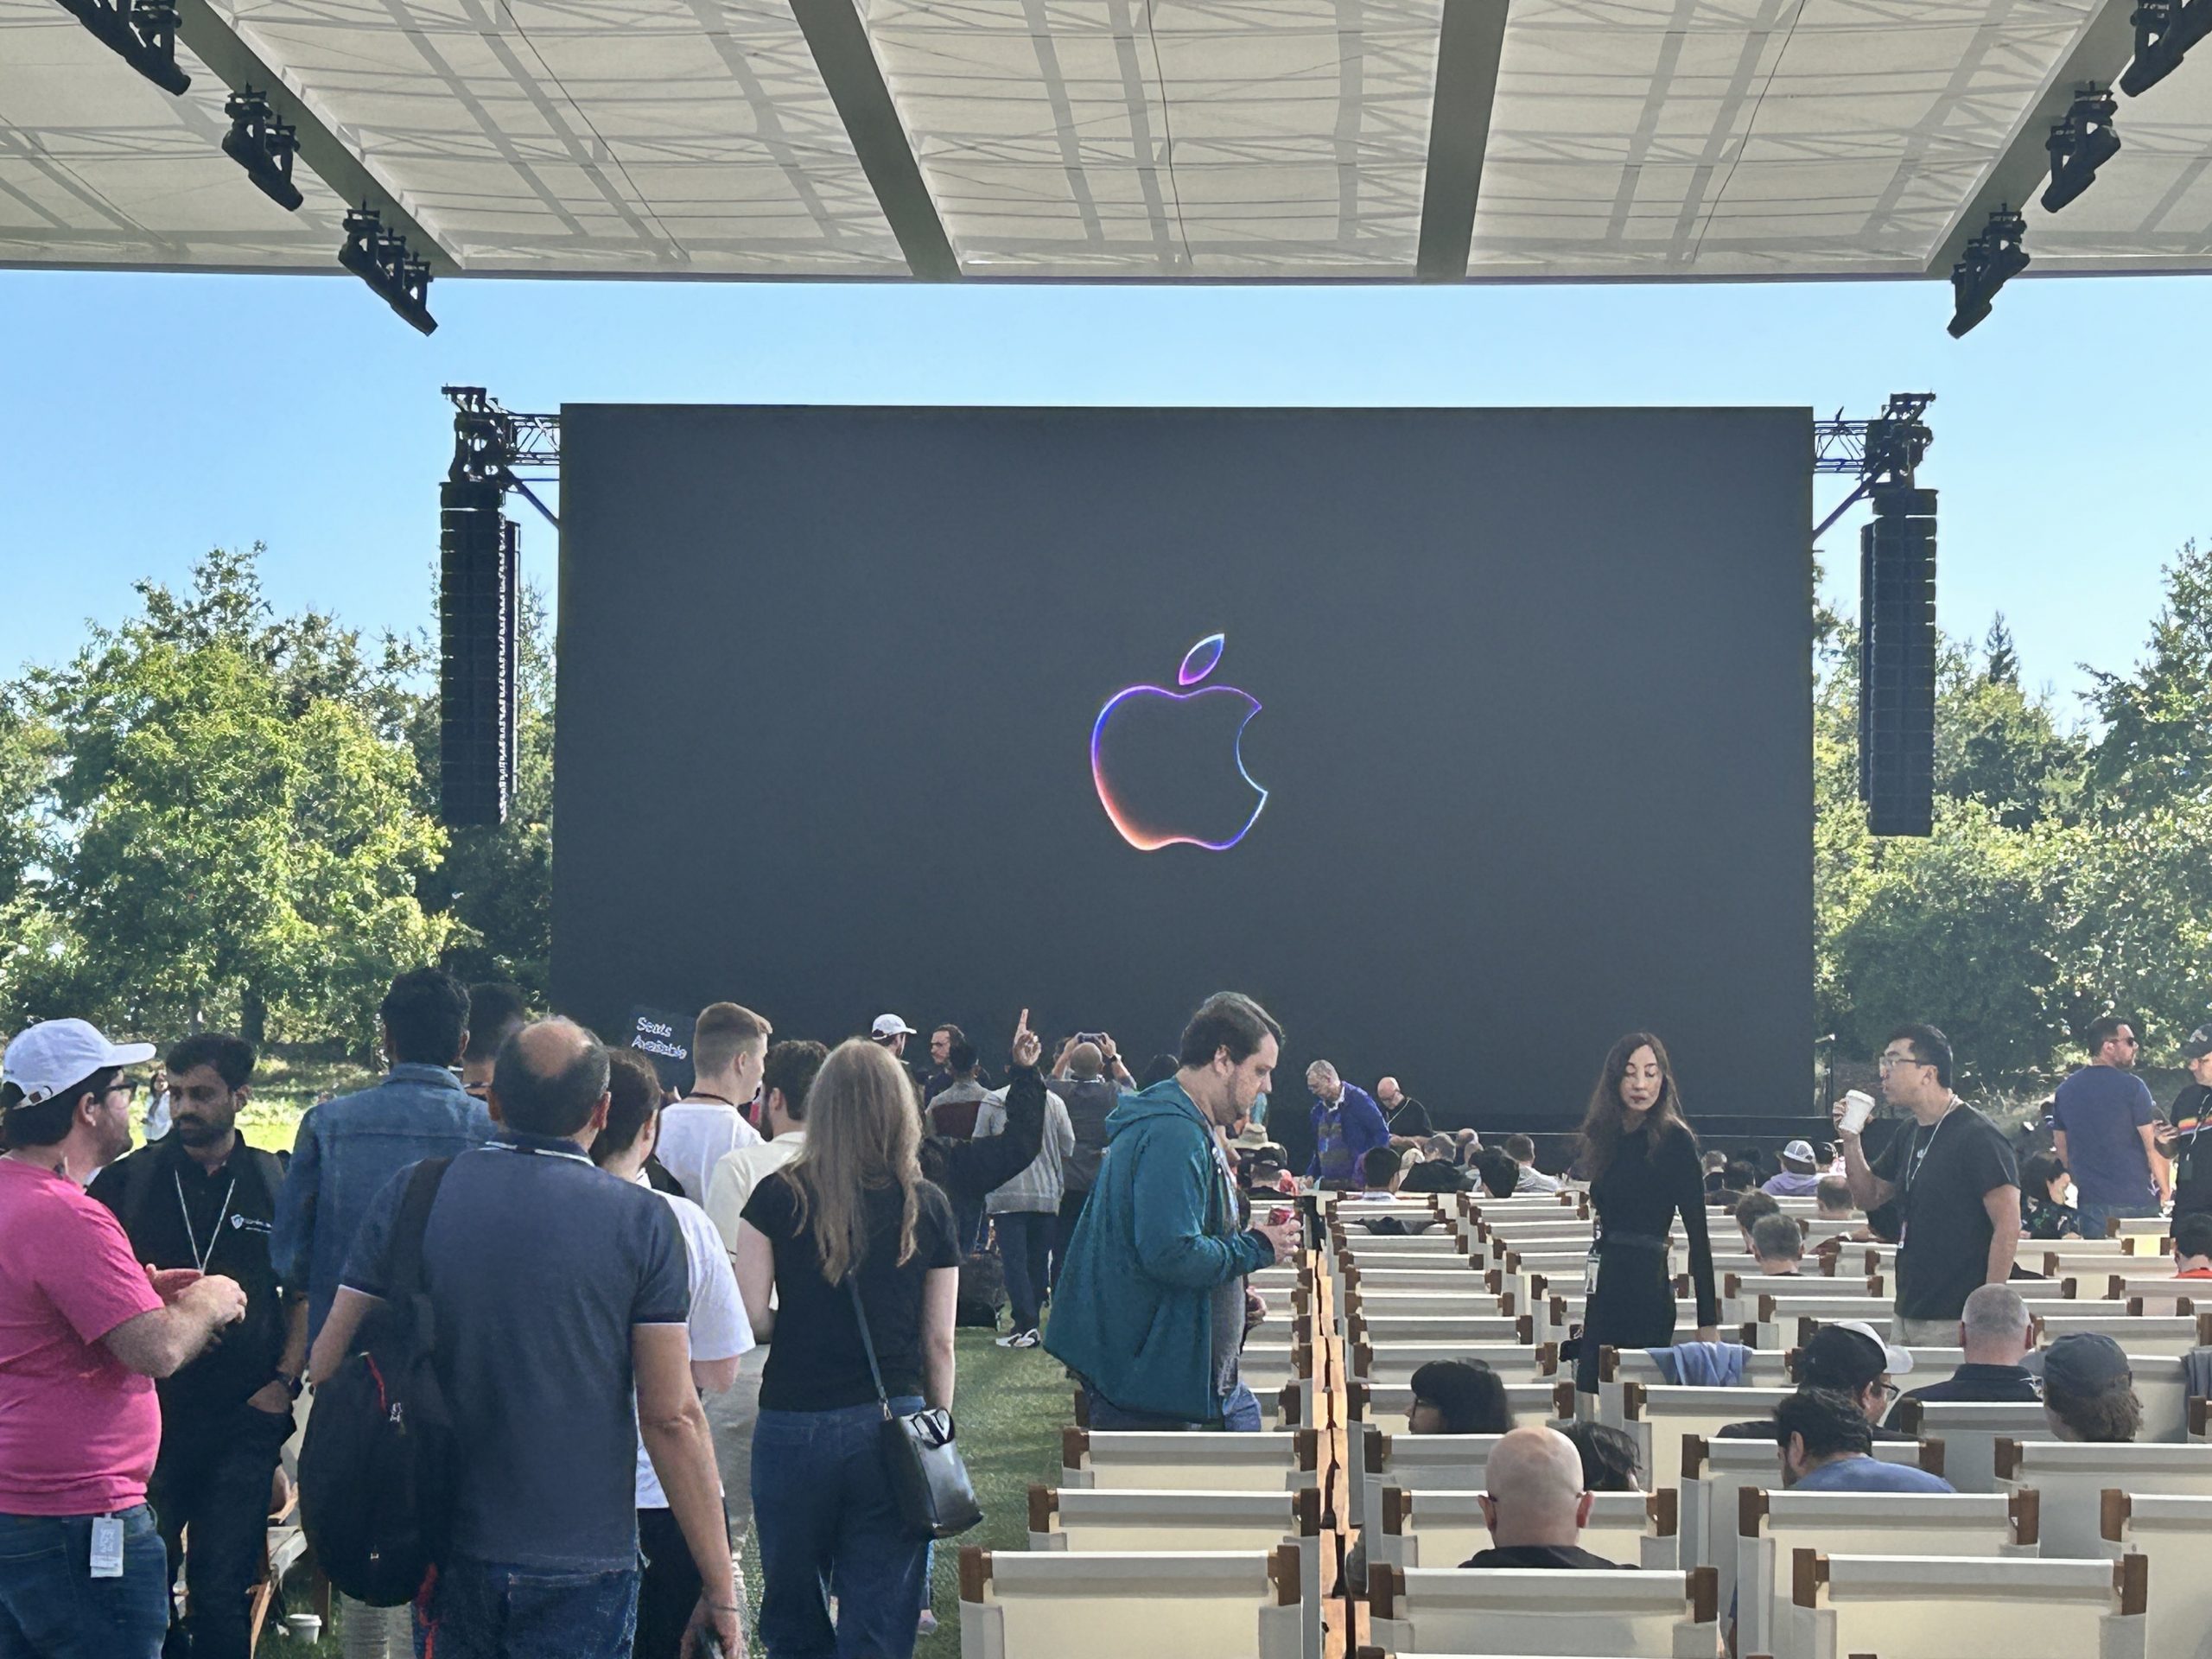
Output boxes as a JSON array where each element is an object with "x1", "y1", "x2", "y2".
[
  {"x1": 1369, "y1": 1564, "x2": 1720, "y2": 1657},
  {"x1": 958, "y1": 1547, "x2": 1306, "y2": 1659},
  {"x1": 1781, "y1": 1549, "x2": 2147, "y2": 1659}
]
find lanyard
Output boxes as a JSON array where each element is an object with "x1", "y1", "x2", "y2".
[
  {"x1": 175, "y1": 1172, "x2": 238, "y2": 1275},
  {"x1": 1901, "y1": 1103, "x2": 1956, "y2": 1199}
]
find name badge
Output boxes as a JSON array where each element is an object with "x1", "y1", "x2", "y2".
[{"x1": 90, "y1": 1515, "x2": 124, "y2": 1579}]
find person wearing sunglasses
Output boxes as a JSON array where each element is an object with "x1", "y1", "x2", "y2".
[
  {"x1": 1717, "y1": 1319, "x2": 1917, "y2": 1441},
  {"x1": 2052, "y1": 1014, "x2": 2167, "y2": 1241}
]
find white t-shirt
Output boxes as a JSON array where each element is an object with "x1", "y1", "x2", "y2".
[
  {"x1": 654, "y1": 1099, "x2": 763, "y2": 1204},
  {"x1": 704, "y1": 1130, "x2": 806, "y2": 1256},
  {"x1": 634, "y1": 1179, "x2": 753, "y2": 1510}
]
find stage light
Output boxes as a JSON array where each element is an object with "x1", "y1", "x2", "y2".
[
  {"x1": 2120, "y1": 0, "x2": 2212, "y2": 96},
  {"x1": 2041, "y1": 87, "x2": 2120, "y2": 213},
  {"x1": 1947, "y1": 207, "x2": 2029, "y2": 339},
  {"x1": 52, "y1": 0, "x2": 189, "y2": 94},
  {"x1": 220, "y1": 88, "x2": 303, "y2": 212},
  {"x1": 338, "y1": 207, "x2": 436, "y2": 335}
]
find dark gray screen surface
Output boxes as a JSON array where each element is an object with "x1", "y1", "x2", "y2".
[{"x1": 553, "y1": 406, "x2": 1813, "y2": 1130}]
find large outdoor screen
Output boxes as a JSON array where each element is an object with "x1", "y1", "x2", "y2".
[{"x1": 553, "y1": 406, "x2": 1814, "y2": 1135}]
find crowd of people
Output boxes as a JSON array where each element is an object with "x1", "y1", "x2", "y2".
[{"x1": 5, "y1": 973, "x2": 2212, "y2": 1657}]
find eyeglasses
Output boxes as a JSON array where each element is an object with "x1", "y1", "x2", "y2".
[
  {"x1": 1875, "y1": 1054, "x2": 1930, "y2": 1071},
  {"x1": 1876, "y1": 1381, "x2": 1901, "y2": 1402}
]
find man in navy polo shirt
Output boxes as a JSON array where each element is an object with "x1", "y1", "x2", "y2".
[
  {"x1": 311, "y1": 1019, "x2": 739, "y2": 1659},
  {"x1": 2052, "y1": 1014, "x2": 2167, "y2": 1239}
]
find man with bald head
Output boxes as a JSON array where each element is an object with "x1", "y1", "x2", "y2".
[
  {"x1": 1307, "y1": 1061, "x2": 1389, "y2": 1188},
  {"x1": 1376, "y1": 1077, "x2": 1432, "y2": 1138},
  {"x1": 309, "y1": 1019, "x2": 741, "y2": 1659},
  {"x1": 1459, "y1": 1427, "x2": 1622, "y2": 1569}
]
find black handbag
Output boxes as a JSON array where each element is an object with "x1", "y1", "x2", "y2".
[{"x1": 846, "y1": 1277, "x2": 983, "y2": 1539}]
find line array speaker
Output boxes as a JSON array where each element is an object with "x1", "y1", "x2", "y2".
[
  {"x1": 439, "y1": 477, "x2": 518, "y2": 827},
  {"x1": 1858, "y1": 485, "x2": 1937, "y2": 836}
]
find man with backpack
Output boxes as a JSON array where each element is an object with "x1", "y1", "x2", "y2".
[
  {"x1": 89, "y1": 1033, "x2": 301, "y2": 1659},
  {"x1": 307, "y1": 1017, "x2": 738, "y2": 1659}
]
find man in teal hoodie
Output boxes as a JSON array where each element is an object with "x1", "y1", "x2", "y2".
[{"x1": 1045, "y1": 992, "x2": 1302, "y2": 1427}]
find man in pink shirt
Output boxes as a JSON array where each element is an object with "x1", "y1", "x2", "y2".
[{"x1": 0, "y1": 1020, "x2": 247, "y2": 1659}]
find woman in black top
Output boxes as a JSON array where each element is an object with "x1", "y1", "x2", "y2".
[
  {"x1": 736, "y1": 1028, "x2": 1001, "y2": 1659},
  {"x1": 1573, "y1": 1031, "x2": 1719, "y2": 1395}
]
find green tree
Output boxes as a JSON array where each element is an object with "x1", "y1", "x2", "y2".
[
  {"x1": 5, "y1": 550, "x2": 448, "y2": 1046},
  {"x1": 1936, "y1": 616, "x2": 2082, "y2": 831},
  {"x1": 2085, "y1": 539, "x2": 2212, "y2": 815}
]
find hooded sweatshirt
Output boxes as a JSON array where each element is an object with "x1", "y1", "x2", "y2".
[{"x1": 1043, "y1": 1077, "x2": 1274, "y2": 1422}]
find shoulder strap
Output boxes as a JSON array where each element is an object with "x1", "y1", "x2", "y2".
[
  {"x1": 244, "y1": 1147, "x2": 287, "y2": 1211},
  {"x1": 387, "y1": 1157, "x2": 454, "y2": 1300},
  {"x1": 118, "y1": 1147, "x2": 168, "y2": 1243},
  {"x1": 844, "y1": 1276, "x2": 893, "y2": 1419}
]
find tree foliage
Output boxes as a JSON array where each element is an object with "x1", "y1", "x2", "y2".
[
  {"x1": 0, "y1": 547, "x2": 550, "y2": 1052},
  {"x1": 1818, "y1": 536, "x2": 2212, "y2": 1084}
]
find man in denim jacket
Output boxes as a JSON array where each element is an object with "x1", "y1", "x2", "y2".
[{"x1": 273, "y1": 967, "x2": 493, "y2": 1346}]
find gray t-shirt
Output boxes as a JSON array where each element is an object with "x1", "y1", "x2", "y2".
[
  {"x1": 343, "y1": 1133, "x2": 689, "y2": 1571},
  {"x1": 1209, "y1": 1141, "x2": 1244, "y2": 1402}
]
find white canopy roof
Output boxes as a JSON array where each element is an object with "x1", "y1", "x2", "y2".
[{"x1": 3, "y1": 0, "x2": 2208, "y2": 282}]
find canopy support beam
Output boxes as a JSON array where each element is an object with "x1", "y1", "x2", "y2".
[
  {"x1": 1416, "y1": 0, "x2": 1510, "y2": 282},
  {"x1": 790, "y1": 0, "x2": 957, "y2": 280}
]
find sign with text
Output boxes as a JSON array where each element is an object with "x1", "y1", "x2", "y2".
[{"x1": 625, "y1": 1005, "x2": 696, "y2": 1095}]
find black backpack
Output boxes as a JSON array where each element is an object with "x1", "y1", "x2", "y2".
[
  {"x1": 299, "y1": 1158, "x2": 457, "y2": 1607},
  {"x1": 1060, "y1": 1079, "x2": 1118, "y2": 1193}
]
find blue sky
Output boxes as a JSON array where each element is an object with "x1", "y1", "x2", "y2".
[{"x1": 4, "y1": 266, "x2": 2203, "y2": 715}]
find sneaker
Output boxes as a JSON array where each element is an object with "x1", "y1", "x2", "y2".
[
  {"x1": 1009, "y1": 1328, "x2": 1042, "y2": 1349},
  {"x1": 993, "y1": 1330, "x2": 1023, "y2": 1347},
  {"x1": 918, "y1": 1610, "x2": 938, "y2": 1637}
]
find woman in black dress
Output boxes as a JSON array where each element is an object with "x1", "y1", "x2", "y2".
[{"x1": 1573, "y1": 1031, "x2": 1719, "y2": 1395}]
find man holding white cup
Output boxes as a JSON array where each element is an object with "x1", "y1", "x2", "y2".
[{"x1": 1838, "y1": 1024, "x2": 2022, "y2": 1348}]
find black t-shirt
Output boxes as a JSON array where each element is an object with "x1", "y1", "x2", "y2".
[
  {"x1": 1460, "y1": 1544, "x2": 1623, "y2": 1569},
  {"x1": 1902, "y1": 1363, "x2": 2042, "y2": 1405},
  {"x1": 745, "y1": 1170, "x2": 960, "y2": 1410},
  {"x1": 1383, "y1": 1097, "x2": 1433, "y2": 1137},
  {"x1": 89, "y1": 1136, "x2": 288, "y2": 1421},
  {"x1": 1870, "y1": 1104, "x2": 2019, "y2": 1322},
  {"x1": 2168, "y1": 1082, "x2": 2212, "y2": 1220}
]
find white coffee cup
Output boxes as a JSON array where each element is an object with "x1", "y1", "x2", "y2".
[
  {"x1": 1837, "y1": 1090, "x2": 1876, "y2": 1135},
  {"x1": 284, "y1": 1613, "x2": 322, "y2": 1643}
]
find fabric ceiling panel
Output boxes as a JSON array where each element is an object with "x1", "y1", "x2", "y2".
[
  {"x1": 1473, "y1": 0, "x2": 2095, "y2": 277},
  {"x1": 219, "y1": 0, "x2": 905, "y2": 272},
  {"x1": 871, "y1": 0, "x2": 1446, "y2": 276},
  {"x1": 0, "y1": 0, "x2": 347, "y2": 270}
]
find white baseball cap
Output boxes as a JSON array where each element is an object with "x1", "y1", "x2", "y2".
[
  {"x1": 1782, "y1": 1139, "x2": 1818, "y2": 1166},
  {"x1": 871, "y1": 1014, "x2": 917, "y2": 1039},
  {"x1": 2, "y1": 1019, "x2": 157, "y2": 1104}
]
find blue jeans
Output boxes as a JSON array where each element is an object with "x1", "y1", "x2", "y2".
[
  {"x1": 0, "y1": 1506, "x2": 169, "y2": 1659},
  {"x1": 1086, "y1": 1381, "x2": 1262, "y2": 1432},
  {"x1": 413, "y1": 1555, "x2": 639, "y2": 1659},
  {"x1": 752, "y1": 1398, "x2": 931, "y2": 1659},
  {"x1": 2077, "y1": 1198, "x2": 2158, "y2": 1240}
]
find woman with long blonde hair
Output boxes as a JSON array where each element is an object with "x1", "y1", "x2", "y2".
[{"x1": 733, "y1": 1035, "x2": 961, "y2": 1658}]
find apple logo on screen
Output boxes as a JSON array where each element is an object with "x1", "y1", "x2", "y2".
[{"x1": 1091, "y1": 633, "x2": 1268, "y2": 851}]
